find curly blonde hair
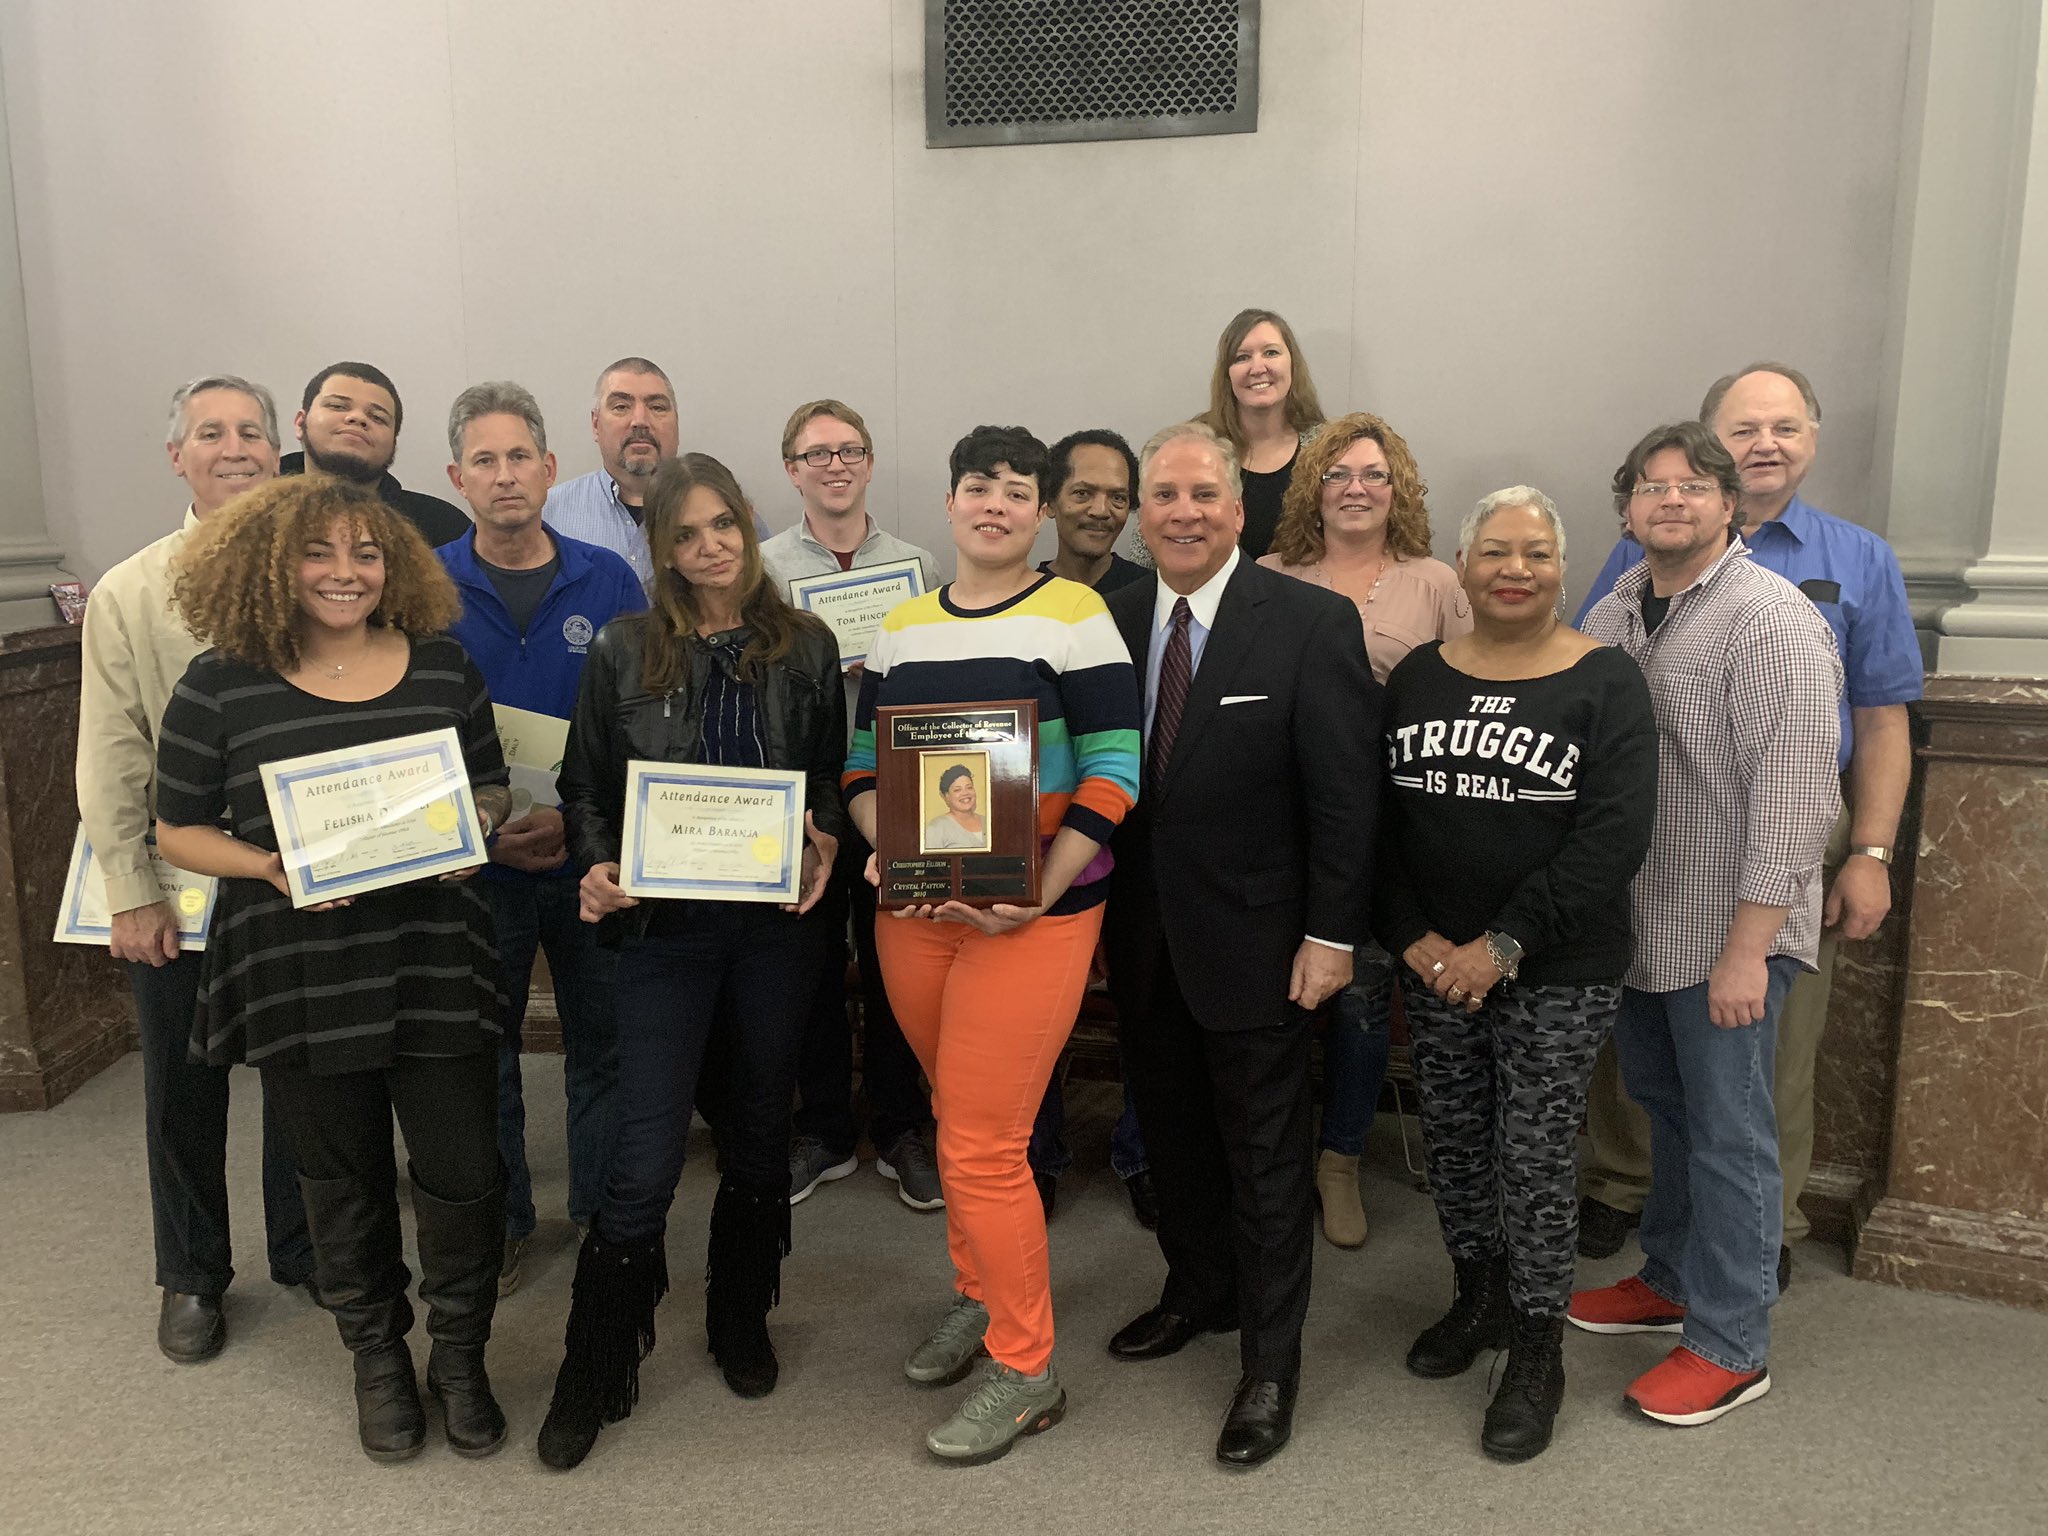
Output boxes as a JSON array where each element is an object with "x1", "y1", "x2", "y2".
[
  {"x1": 171, "y1": 476, "x2": 461, "y2": 672},
  {"x1": 1269, "y1": 413, "x2": 1433, "y2": 567}
]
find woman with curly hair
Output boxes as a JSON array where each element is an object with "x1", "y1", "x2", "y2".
[
  {"x1": 154, "y1": 475, "x2": 514, "y2": 1465},
  {"x1": 1196, "y1": 307, "x2": 1326, "y2": 558},
  {"x1": 1259, "y1": 412, "x2": 1470, "y2": 1250}
]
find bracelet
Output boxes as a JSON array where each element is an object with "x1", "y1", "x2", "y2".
[{"x1": 1848, "y1": 845, "x2": 1893, "y2": 866}]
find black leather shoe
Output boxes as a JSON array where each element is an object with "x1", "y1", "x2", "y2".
[
  {"x1": 1777, "y1": 1244, "x2": 1792, "y2": 1294},
  {"x1": 1575, "y1": 1197, "x2": 1639, "y2": 1259},
  {"x1": 1216, "y1": 1374, "x2": 1296, "y2": 1468},
  {"x1": 1034, "y1": 1171, "x2": 1057, "y2": 1222},
  {"x1": 427, "y1": 1343, "x2": 507, "y2": 1457},
  {"x1": 353, "y1": 1343, "x2": 426, "y2": 1462},
  {"x1": 1109, "y1": 1306, "x2": 1228, "y2": 1361},
  {"x1": 157, "y1": 1291, "x2": 226, "y2": 1364},
  {"x1": 1123, "y1": 1170, "x2": 1160, "y2": 1231}
]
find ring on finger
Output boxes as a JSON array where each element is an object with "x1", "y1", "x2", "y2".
[
  {"x1": 1447, "y1": 986, "x2": 1465, "y2": 1001},
  {"x1": 1430, "y1": 960, "x2": 1444, "y2": 974}
]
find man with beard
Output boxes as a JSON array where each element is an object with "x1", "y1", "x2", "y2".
[
  {"x1": 280, "y1": 361, "x2": 470, "y2": 546},
  {"x1": 541, "y1": 357, "x2": 680, "y2": 592}
]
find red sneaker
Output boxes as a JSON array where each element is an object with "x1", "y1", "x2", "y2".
[
  {"x1": 1625, "y1": 1345, "x2": 1771, "y2": 1425},
  {"x1": 1567, "y1": 1275, "x2": 1685, "y2": 1334}
]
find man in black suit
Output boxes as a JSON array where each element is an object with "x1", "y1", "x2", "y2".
[{"x1": 1102, "y1": 421, "x2": 1380, "y2": 1468}]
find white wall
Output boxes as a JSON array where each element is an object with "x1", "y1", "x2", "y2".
[{"x1": 3, "y1": 0, "x2": 1913, "y2": 590}]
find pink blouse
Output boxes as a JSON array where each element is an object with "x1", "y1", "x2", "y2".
[{"x1": 1256, "y1": 552, "x2": 1473, "y2": 683}]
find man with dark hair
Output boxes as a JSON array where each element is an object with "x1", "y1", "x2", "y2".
[
  {"x1": 1571, "y1": 367, "x2": 1921, "y2": 1288},
  {"x1": 1571, "y1": 420, "x2": 1840, "y2": 1427},
  {"x1": 437, "y1": 382, "x2": 645, "y2": 1293},
  {"x1": 282, "y1": 361, "x2": 470, "y2": 546}
]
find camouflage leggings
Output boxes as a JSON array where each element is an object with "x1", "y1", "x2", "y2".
[{"x1": 1402, "y1": 975, "x2": 1621, "y2": 1317}]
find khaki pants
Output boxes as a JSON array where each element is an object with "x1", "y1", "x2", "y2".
[{"x1": 1581, "y1": 808, "x2": 1851, "y2": 1243}]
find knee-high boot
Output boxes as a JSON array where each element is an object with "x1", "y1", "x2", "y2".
[
  {"x1": 705, "y1": 1179, "x2": 791, "y2": 1399},
  {"x1": 536, "y1": 1228, "x2": 669, "y2": 1471},
  {"x1": 410, "y1": 1165, "x2": 507, "y2": 1457},
  {"x1": 297, "y1": 1173, "x2": 423, "y2": 1463}
]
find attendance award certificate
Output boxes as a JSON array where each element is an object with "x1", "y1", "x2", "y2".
[
  {"x1": 493, "y1": 703, "x2": 570, "y2": 807},
  {"x1": 52, "y1": 825, "x2": 218, "y2": 950},
  {"x1": 259, "y1": 727, "x2": 487, "y2": 907},
  {"x1": 786, "y1": 558, "x2": 925, "y2": 669},
  {"x1": 617, "y1": 761, "x2": 804, "y2": 903}
]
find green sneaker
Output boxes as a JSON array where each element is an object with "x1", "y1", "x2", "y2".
[
  {"x1": 903, "y1": 1293, "x2": 989, "y2": 1385},
  {"x1": 926, "y1": 1362, "x2": 1066, "y2": 1465}
]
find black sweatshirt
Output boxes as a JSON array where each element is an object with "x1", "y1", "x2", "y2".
[{"x1": 1373, "y1": 642, "x2": 1657, "y2": 986}]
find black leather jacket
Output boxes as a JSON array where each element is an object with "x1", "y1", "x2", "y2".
[{"x1": 559, "y1": 613, "x2": 850, "y2": 933}]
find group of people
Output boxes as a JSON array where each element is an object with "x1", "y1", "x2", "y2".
[{"x1": 73, "y1": 308, "x2": 1919, "y2": 1476}]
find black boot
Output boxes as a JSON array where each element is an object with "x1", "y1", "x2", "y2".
[
  {"x1": 1481, "y1": 1308, "x2": 1566, "y2": 1462},
  {"x1": 411, "y1": 1166, "x2": 507, "y2": 1458},
  {"x1": 1406, "y1": 1253, "x2": 1512, "y2": 1379},
  {"x1": 297, "y1": 1173, "x2": 424, "y2": 1462},
  {"x1": 705, "y1": 1180, "x2": 790, "y2": 1399},
  {"x1": 537, "y1": 1229, "x2": 669, "y2": 1470}
]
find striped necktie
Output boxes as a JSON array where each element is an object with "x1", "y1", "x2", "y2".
[{"x1": 1149, "y1": 597, "x2": 1194, "y2": 781}]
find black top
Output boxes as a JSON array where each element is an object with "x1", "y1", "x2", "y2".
[
  {"x1": 477, "y1": 548, "x2": 561, "y2": 634},
  {"x1": 279, "y1": 451, "x2": 474, "y2": 548},
  {"x1": 1373, "y1": 642, "x2": 1658, "y2": 986},
  {"x1": 155, "y1": 634, "x2": 509, "y2": 1072},
  {"x1": 1641, "y1": 585, "x2": 1672, "y2": 635},
  {"x1": 1038, "y1": 552, "x2": 1149, "y2": 594},
  {"x1": 1238, "y1": 448, "x2": 1297, "y2": 561}
]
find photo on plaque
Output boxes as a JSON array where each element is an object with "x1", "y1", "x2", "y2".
[{"x1": 918, "y1": 751, "x2": 993, "y2": 854}]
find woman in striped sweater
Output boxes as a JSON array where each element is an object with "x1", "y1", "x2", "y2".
[{"x1": 843, "y1": 425, "x2": 1141, "y2": 1466}]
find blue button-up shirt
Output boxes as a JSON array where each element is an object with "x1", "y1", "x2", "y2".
[
  {"x1": 1574, "y1": 494, "x2": 1921, "y2": 769},
  {"x1": 543, "y1": 469, "x2": 771, "y2": 595}
]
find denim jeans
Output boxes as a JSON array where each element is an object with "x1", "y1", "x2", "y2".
[
  {"x1": 486, "y1": 877, "x2": 620, "y2": 1240},
  {"x1": 1319, "y1": 950, "x2": 1395, "y2": 1157},
  {"x1": 130, "y1": 954, "x2": 310, "y2": 1293},
  {"x1": 1028, "y1": 1067, "x2": 1148, "y2": 1180},
  {"x1": 1614, "y1": 955, "x2": 1800, "y2": 1373},
  {"x1": 600, "y1": 904, "x2": 827, "y2": 1244}
]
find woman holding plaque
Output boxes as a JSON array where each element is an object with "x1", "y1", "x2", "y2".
[
  {"x1": 537, "y1": 452, "x2": 845, "y2": 1471},
  {"x1": 1196, "y1": 307, "x2": 1327, "y2": 559},
  {"x1": 1258, "y1": 412, "x2": 1471, "y2": 1250},
  {"x1": 843, "y1": 425, "x2": 1142, "y2": 1466},
  {"x1": 154, "y1": 476, "x2": 514, "y2": 1465}
]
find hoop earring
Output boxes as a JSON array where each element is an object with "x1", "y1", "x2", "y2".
[{"x1": 1555, "y1": 588, "x2": 1568, "y2": 622}]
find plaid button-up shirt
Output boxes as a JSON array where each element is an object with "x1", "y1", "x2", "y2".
[{"x1": 1581, "y1": 536, "x2": 1842, "y2": 992}]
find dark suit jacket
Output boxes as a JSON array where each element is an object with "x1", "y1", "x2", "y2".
[{"x1": 1104, "y1": 557, "x2": 1382, "y2": 1032}]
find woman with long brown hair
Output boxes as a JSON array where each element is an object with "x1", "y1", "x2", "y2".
[
  {"x1": 1260, "y1": 412, "x2": 1470, "y2": 1250},
  {"x1": 1197, "y1": 307, "x2": 1327, "y2": 558},
  {"x1": 153, "y1": 475, "x2": 513, "y2": 1464},
  {"x1": 537, "y1": 452, "x2": 846, "y2": 1470}
]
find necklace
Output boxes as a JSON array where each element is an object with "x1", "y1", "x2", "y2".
[{"x1": 1312, "y1": 549, "x2": 1390, "y2": 606}]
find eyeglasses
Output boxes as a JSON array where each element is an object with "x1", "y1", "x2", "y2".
[
  {"x1": 1320, "y1": 467, "x2": 1392, "y2": 488},
  {"x1": 788, "y1": 445, "x2": 869, "y2": 468},
  {"x1": 1631, "y1": 480, "x2": 1720, "y2": 500}
]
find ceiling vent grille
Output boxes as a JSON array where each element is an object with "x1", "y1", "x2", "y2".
[{"x1": 926, "y1": 0, "x2": 1260, "y2": 148}]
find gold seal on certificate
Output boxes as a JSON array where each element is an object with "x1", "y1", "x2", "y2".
[
  {"x1": 53, "y1": 825, "x2": 219, "y2": 949},
  {"x1": 617, "y1": 762, "x2": 805, "y2": 903},
  {"x1": 786, "y1": 558, "x2": 925, "y2": 670},
  {"x1": 259, "y1": 727, "x2": 488, "y2": 908}
]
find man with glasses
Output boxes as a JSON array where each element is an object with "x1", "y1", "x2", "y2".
[
  {"x1": 1569, "y1": 419, "x2": 1840, "y2": 1426},
  {"x1": 760, "y1": 400, "x2": 942, "y2": 1213},
  {"x1": 1570, "y1": 367, "x2": 1920, "y2": 1290}
]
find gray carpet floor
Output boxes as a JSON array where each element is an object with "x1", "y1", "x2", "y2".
[{"x1": 3, "y1": 1053, "x2": 2044, "y2": 1536}]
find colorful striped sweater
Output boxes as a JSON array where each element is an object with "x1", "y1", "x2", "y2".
[{"x1": 844, "y1": 574, "x2": 1142, "y2": 912}]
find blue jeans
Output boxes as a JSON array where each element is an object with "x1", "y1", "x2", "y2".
[
  {"x1": 487, "y1": 877, "x2": 620, "y2": 1241},
  {"x1": 1319, "y1": 952, "x2": 1395, "y2": 1157},
  {"x1": 1029, "y1": 1068, "x2": 1148, "y2": 1180},
  {"x1": 1614, "y1": 955, "x2": 1800, "y2": 1373}
]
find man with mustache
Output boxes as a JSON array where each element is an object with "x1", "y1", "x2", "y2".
[
  {"x1": 1570, "y1": 365, "x2": 1920, "y2": 1290},
  {"x1": 280, "y1": 361, "x2": 470, "y2": 546},
  {"x1": 760, "y1": 399, "x2": 942, "y2": 1214},
  {"x1": 541, "y1": 357, "x2": 681, "y2": 592}
]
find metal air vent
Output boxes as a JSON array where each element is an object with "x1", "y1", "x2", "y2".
[{"x1": 926, "y1": 0, "x2": 1260, "y2": 149}]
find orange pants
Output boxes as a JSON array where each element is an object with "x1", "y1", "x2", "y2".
[{"x1": 876, "y1": 906, "x2": 1102, "y2": 1374}]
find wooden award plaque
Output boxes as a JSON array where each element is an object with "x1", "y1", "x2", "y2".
[{"x1": 874, "y1": 700, "x2": 1039, "y2": 910}]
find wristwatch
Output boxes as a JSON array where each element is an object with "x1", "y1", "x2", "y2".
[
  {"x1": 1849, "y1": 845, "x2": 1894, "y2": 866},
  {"x1": 1484, "y1": 930, "x2": 1523, "y2": 981}
]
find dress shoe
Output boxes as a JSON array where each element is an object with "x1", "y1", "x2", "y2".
[
  {"x1": 1575, "y1": 1196, "x2": 1639, "y2": 1259},
  {"x1": 157, "y1": 1290, "x2": 226, "y2": 1364},
  {"x1": 1778, "y1": 1244, "x2": 1792, "y2": 1294},
  {"x1": 1216, "y1": 1374, "x2": 1297, "y2": 1468},
  {"x1": 1034, "y1": 1170, "x2": 1057, "y2": 1222},
  {"x1": 1108, "y1": 1306, "x2": 1229, "y2": 1361},
  {"x1": 1123, "y1": 1169, "x2": 1160, "y2": 1230}
]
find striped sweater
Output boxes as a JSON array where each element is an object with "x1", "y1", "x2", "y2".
[{"x1": 845, "y1": 574, "x2": 1141, "y2": 910}]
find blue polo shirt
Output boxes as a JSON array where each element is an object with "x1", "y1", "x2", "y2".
[
  {"x1": 438, "y1": 528, "x2": 647, "y2": 879},
  {"x1": 1574, "y1": 494, "x2": 1921, "y2": 768}
]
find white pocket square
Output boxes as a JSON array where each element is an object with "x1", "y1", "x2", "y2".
[{"x1": 1219, "y1": 694, "x2": 1269, "y2": 705}]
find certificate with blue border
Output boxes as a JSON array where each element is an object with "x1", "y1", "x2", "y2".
[
  {"x1": 786, "y1": 558, "x2": 925, "y2": 669},
  {"x1": 617, "y1": 761, "x2": 804, "y2": 903},
  {"x1": 53, "y1": 824, "x2": 218, "y2": 950},
  {"x1": 259, "y1": 727, "x2": 485, "y2": 907}
]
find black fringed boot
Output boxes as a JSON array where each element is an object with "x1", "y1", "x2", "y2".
[
  {"x1": 536, "y1": 1228, "x2": 670, "y2": 1471},
  {"x1": 705, "y1": 1180, "x2": 791, "y2": 1399}
]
